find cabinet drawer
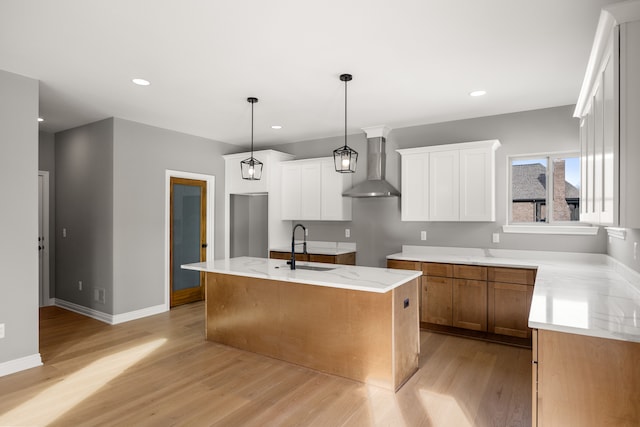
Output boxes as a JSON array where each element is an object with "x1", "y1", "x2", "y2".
[
  {"x1": 488, "y1": 267, "x2": 536, "y2": 285},
  {"x1": 453, "y1": 265, "x2": 487, "y2": 281},
  {"x1": 387, "y1": 259, "x2": 422, "y2": 271},
  {"x1": 309, "y1": 254, "x2": 336, "y2": 264},
  {"x1": 422, "y1": 262, "x2": 453, "y2": 277},
  {"x1": 269, "y1": 251, "x2": 309, "y2": 262}
]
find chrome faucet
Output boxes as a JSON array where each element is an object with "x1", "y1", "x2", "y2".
[{"x1": 290, "y1": 223, "x2": 307, "y2": 270}]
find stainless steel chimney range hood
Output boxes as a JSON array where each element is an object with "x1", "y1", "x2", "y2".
[{"x1": 343, "y1": 125, "x2": 401, "y2": 198}]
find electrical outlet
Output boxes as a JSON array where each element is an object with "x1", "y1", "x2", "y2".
[
  {"x1": 94, "y1": 288, "x2": 106, "y2": 304},
  {"x1": 0, "y1": 323, "x2": 5, "y2": 339},
  {"x1": 492, "y1": 233, "x2": 500, "y2": 243},
  {"x1": 634, "y1": 242, "x2": 638, "y2": 260},
  {"x1": 62, "y1": 228, "x2": 67, "y2": 238},
  {"x1": 78, "y1": 280, "x2": 83, "y2": 291},
  {"x1": 420, "y1": 231, "x2": 427, "y2": 241},
  {"x1": 345, "y1": 228, "x2": 350, "y2": 238},
  {"x1": 305, "y1": 228, "x2": 309, "y2": 237}
]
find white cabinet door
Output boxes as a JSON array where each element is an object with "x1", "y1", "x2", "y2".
[
  {"x1": 429, "y1": 150, "x2": 459, "y2": 221},
  {"x1": 321, "y1": 159, "x2": 352, "y2": 220},
  {"x1": 281, "y1": 164, "x2": 302, "y2": 220},
  {"x1": 300, "y1": 162, "x2": 321, "y2": 220},
  {"x1": 600, "y1": 46, "x2": 616, "y2": 225},
  {"x1": 281, "y1": 158, "x2": 352, "y2": 221},
  {"x1": 460, "y1": 147, "x2": 494, "y2": 221},
  {"x1": 401, "y1": 152, "x2": 429, "y2": 221}
]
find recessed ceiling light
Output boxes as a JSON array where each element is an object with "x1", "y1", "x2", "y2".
[
  {"x1": 271, "y1": 125, "x2": 282, "y2": 129},
  {"x1": 469, "y1": 90, "x2": 487, "y2": 97},
  {"x1": 37, "y1": 117, "x2": 44, "y2": 122},
  {"x1": 132, "y1": 78, "x2": 150, "y2": 86}
]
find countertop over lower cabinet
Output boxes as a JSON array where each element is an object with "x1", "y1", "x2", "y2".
[
  {"x1": 387, "y1": 245, "x2": 640, "y2": 344},
  {"x1": 184, "y1": 256, "x2": 421, "y2": 293}
]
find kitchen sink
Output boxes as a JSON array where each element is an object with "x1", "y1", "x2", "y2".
[{"x1": 292, "y1": 265, "x2": 336, "y2": 272}]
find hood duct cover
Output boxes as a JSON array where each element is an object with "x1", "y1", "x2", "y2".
[{"x1": 343, "y1": 136, "x2": 400, "y2": 198}]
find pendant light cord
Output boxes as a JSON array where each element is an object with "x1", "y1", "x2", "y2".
[
  {"x1": 344, "y1": 77, "x2": 348, "y2": 149},
  {"x1": 251, "y1": 100, "x2": 254, "y2": 157}
]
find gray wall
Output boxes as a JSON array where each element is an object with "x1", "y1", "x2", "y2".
[
  {"x1": 272, "y1": 105, "x2": 607, "y2": 267},
  {"x1": 39, "y1": 131, "x2": 56, "y2": 298},
  {"x1": 112, "y1": 118, "x2": 235, "y2": 314},
  {"x1": 55, "y1": 119, "x2": 115, "y2": 312},
  {"x1": 608, "y1": 229, "x2": 640, "y2": 273},
  {"x1": 0, "y1": 69, "x2": 39, "y2": 364},
  {"x1": 54, "y1": 117, "x2": 236, "y2": 316}
]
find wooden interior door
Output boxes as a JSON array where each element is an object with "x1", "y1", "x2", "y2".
[{"x1": 170, "y1": 177, "x2": 207, "y2": 307}]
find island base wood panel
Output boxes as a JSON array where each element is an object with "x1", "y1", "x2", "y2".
[
  {"x1": 535, "y1": 329, "x2": 640, "y2": 427},
  {"x1": 205, "y1": 272, "x2": 419, "y2": 391}
]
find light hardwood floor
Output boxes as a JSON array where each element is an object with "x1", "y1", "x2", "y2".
[{"x1": 0, "y1": 303, "x2": 531, "y2": 426}]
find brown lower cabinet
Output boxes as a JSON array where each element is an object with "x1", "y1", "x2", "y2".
[
  {"x1": 532, "y1": 328, "x2": 640, "y2": 426},
  {"x1": 453, "y1": 278, "x2": 487, "y2": 331},
  {"x1": 269, "y1": 250, "x2": 356, "y2": 265},
  {"x1": 388, "y1": 259, "x2": 536, "y2": 347}
]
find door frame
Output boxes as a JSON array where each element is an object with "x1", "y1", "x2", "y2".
[
  {"x1": 38, "y1": 171, "x2": 52, "y2": 306},
  {"x1": 164, "y1": 170, "x2": 215, "y2": 311}
]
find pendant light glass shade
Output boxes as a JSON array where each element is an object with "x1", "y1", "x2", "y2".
[
  {"x1": 241, "y1": 97, "x2": 263, "y2": 180},
  {"x1": 334, "y1": 73, "x2": 358, "y2": 173}
]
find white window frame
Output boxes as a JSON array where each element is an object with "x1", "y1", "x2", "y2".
[{"x1": 503, "y1": 151, "x2": 598, "y2": 235}]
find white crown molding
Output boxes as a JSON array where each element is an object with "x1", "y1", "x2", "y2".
[{"x1": 605, "y1": 227, "x2": 627, "y2": 240}]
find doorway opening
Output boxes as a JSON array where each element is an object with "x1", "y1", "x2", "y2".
[{"x1": 38, "y1": 171, "x2": 51, "y2": 307}]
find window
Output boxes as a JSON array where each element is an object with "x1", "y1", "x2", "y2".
[{"x1": 509, "y1": 154, "x2": 580, "y2": 224}]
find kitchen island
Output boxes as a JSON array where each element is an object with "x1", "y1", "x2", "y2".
[{"x1": 182, "y1": 257, "x2": 422, "y2": 391}]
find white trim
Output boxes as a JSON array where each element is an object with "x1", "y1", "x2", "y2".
[
  {"x1": 605, "y1": 227, "x2": 627, "y2": 240},
  {"x1": 502, "y1": 224, "x2": 600, "y2": 235},
  {"x1": 111, "y1": 304, "x2": 166, "y2": 325},
  {"x1": 0, "y1": 354, "x2": 42, "y2": 377},
  {"x1": 38, "y1": 171, "x2": 50, "y2": 307},
  {"x1": 165, "y1": 170, "x2": 215, "y2": 311},
  {"x1": 396, "y1": 139, "x2": 500, "y2": 155},
  {"x1": 54, "y1": 299, "x2": 167, "y2": 325},
  {"x1": 55, "y1": 298, "x2": 112, "y2": 324}
]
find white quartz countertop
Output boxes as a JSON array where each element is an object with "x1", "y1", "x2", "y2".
[
  {"x1": 387, "y1": 246, "x2": 640, "y2": 343},
  {"x1": 183, "y1": 256, "x2": 421, "y2": 294}
]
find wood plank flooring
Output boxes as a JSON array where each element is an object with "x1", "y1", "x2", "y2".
[{"x1": 0, "y1": 302, "x2": 531, "y2": 426}]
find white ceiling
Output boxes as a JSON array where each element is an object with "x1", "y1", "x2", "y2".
[{"x1": 0, "y1": 0, "x2": 619, "y2": 147}]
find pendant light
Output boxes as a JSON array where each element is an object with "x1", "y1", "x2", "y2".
[
  {"x1": 333, "y1": 73, "x2": 358, "y2": 173},
  {"x1": 241, "y1": 97, "x2": 263, "y2": 180}
]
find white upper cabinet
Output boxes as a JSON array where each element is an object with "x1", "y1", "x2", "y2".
[
  {"x1": 429, "y1": 150, "x2": 460, "y2": 221},
  {"x1": 397, "y1": 140, "x2": 500, "y2": 222},
  {"x1": 460, "y1": 147, "x2": 496, "y2": 221},
  {"x1": 320, "y1": 159, "x2": 353, "y2": 220},
  {"x1": 400, "y1": 152, "x2": 429, "y2": 221},
  {"x1": 281, "y1": 157, "x2": 352, "y2": 221},
  {"x1": 574, "y1": 2, "x2": 640, "y2": 228}
]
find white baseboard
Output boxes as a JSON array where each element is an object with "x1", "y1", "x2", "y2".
[
  {"x1": 54, "y1": 299, "x2": 112, "y2": 324},
  {"x1": 111, "y1": 304, "x2": 167, "y2": 325},
  {"x1": 0, "y1": 353, "x2": 42, "y2": 377},
  {"x1": 53, "y1": 299, "x2": 167, "y2": 325}
]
